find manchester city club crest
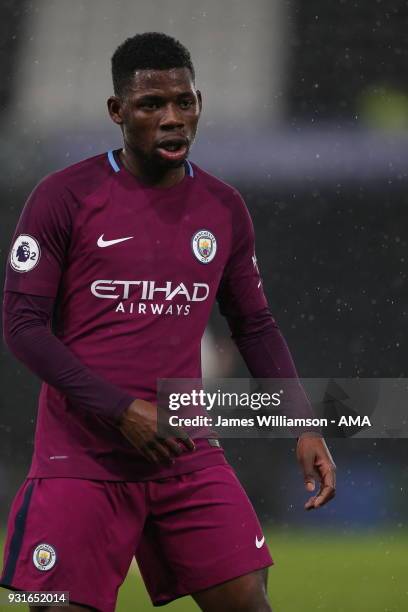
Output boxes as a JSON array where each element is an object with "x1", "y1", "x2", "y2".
[
  {"x1": 32, "y1": 543, "x2": 57, "y2": 571},
  {"x1": 10, "y1": 234, "x2": 41, "y2": 272},
  {"x1": 192, "y1": 229, "x2": 217, "y2": 264}
]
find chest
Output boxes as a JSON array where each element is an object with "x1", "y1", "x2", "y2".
[{"x1": 68, "y1": 184, "x2": 232, "y2": 289}]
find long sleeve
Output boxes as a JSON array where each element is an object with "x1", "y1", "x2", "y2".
[
  {"x1": 216, "y1": 191, "x2": 320, "y2": 436},
  {"x1": 226, "y1": 307, "x2": 299, "y2": 378},
  {"x1": 226, "y1": 307, "x2": 321, "y2": 435},
  {"x1": 3, "y1": 291, "x2": 134, "y2": 423}
]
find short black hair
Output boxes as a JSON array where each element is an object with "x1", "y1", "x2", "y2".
[{"x1": 111, "y1": 32, "x2": 195, "y2": 96}]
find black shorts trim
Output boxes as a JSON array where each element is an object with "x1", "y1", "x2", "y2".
[{"x1": 1, "y1": 481, "x2": 35, "y2": 584}]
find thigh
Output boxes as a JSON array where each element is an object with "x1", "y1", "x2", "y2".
[
  {"x1": 1, "y1": 478, "x2": 147, "y2": 612},
  {"x1": 136, "y1": 464, "x2": 273, "y2": 607},
  {"x1": 193, "y1": 567, "x2": 271, "y2": 612}
]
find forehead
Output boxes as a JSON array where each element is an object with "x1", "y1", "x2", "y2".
[{"x1": 127, "y1": 67, "x2": 195, "y2": 95}]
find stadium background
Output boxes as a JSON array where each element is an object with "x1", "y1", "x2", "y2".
[{"x1": 1, "y1": 1, "x2": 408, "y2": 610}]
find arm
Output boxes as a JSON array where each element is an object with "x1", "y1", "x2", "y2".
[
  {"x1": 3, "y1": 291, "x2": 192, "y2": 461},
  {"x1": 225, "y1": 306, "x2": 320, "y2": 424},
  {"x1": 3, "y1": 291, "x2": 133, "y2": 422},
  {"x1": 226, "y1": 306, "x2": 336, "y2": 509},
  {"x1": 225, "y1": 305, "x2": 299, "y2": 377},
  {"x1": 217, "y1": 191, "x2": 336, "y2": 509}
]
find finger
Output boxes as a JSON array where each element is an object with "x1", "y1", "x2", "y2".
[
  {"x1": 312, "y1": 462, "x2": 336, "y2": 506},
  {"x1": 150, "y1": 439, "x2": 174, "y2": 464},
  {"x1": 120, "y1": 428, "x2": 142, "y2": 451},
  {"x1": 143, "y1": 439, "x2": 171, "y2": 464},
  {"x1": 305, "y1": 484, "x2": 325, "y2": 510},
  {"x1": 141, "y1": 446, "x2": 161, "y2": 465},
  {"x1": 322, "y1": 462, "x2": 336, "y2": 490},
  {"x1": 305, "y1": 479, "x2": 316, "y2": 492},
  {"x1": 304, "y1": 463, "x2": 336, "y2": 510},
  {"x1": 311, "y1": 484, "x2": 336, "y2": 509},
  {"x1": 303, "y1": 466, "x2": 318, "y2": 492},
  {"x1": 305, "y1": 474, "x2": 336, "y2": 510},
  {"x1": 173, "y1": 428, "x2": 195, "y2": 451},
  {"x1": 179, "y1": 435, "x2": 195, "y2": 451},
  {"x1": 305, "y1": 496, "x2": 318, "y2": 510},
  {"x1": 156, "y1": 420, "x2": 195, "y2": 452},
  {"x1": 163, "y1": 437, "x2": 184, "y2": 456},
  {"x1": 298, "y1": 451, "x2": 318, "y2": 493}
]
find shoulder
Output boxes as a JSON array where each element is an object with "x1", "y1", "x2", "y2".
[
  {"x1": 191, "y1": 162, "x2": 246, "y2": 209},
  {"x1": 21, "y1": 153, "x2": 109, "y2": 228},
  {"x1": 34, "y1": 152, "x2": 109, "y2": 199},
  {"x1": 191, "y1": 163, "x2": 253, "y2": 237}
]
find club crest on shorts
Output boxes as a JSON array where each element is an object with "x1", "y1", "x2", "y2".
[
  {"x1": 192, "y1": 230, "x2": 217, "y2": 264},
  {"x1": 10, "y1": 234, "x2": 41, "y2": 273},
  {"x1": 32, "y1": 543, "x2": 57, "y2": 571}
]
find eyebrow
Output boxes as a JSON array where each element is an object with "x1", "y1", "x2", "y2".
[
  {"x1": 136, "y1": 91, "x2": 195, "y2": 102},
  {"x1": 137, "y1": 94, "x2": 164, "y2": 101}
]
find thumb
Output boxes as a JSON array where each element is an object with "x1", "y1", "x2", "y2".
[
  {"x1": 305, "y1": 477, "x2": 316, "y2": 492},
  {"x1": 297, "y1": 438, "x2": 318, "y2": 491},
  {"x1": 302, "y1": 458, "x2": 317, "y2": 491}
]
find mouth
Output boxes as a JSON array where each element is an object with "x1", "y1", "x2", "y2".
[{"x1": 156, "y1": 138, "x2": 189, "y2": 162}]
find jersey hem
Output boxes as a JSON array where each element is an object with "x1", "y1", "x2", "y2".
[{"x1": 27, "y1": 450, "x2": 227, "y2": 482}]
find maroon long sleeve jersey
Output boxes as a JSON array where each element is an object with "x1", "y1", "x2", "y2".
[{"x1": 4, "y1": 150, "x2": 302, "y2": 481}]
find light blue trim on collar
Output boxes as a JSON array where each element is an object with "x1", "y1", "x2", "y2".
[
  {"x1": 108, "y1": 150, "x2": 193, "y2": 178},
  {"x1": 185, "y1": 159, "x2": 194, "y2": 177},
  {"x1": 107, "y1": 149, "x2": 120, "y2": 173}
]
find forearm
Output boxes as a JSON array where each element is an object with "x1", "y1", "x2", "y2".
[
  {"x1": 3, "y1": 291, "x2": 133, "y2": 422},
  {"x1": 227, "y1": 308, "x2": 321, "y2": 434},
  {"x1": 228, "y1": 308, "x2": 299, "y2": 378}
]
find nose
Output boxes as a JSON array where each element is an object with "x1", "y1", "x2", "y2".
[{"x1": 160, "y1": 103, "x2": 184, "y2": 131}]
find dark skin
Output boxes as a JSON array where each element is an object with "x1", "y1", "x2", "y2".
[
  {"x1": 30, "y1": 68, "x2": 335, "y2": 612},
  {"x1": 296, "y1": 432, "x2": 336, "y2": 510},
  {"x1": 107, "y1": 66, "x2": 202, "y2": 188}
]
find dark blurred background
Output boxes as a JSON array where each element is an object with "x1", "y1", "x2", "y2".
[{"x1": 1, "y1": 0, "x2": 408, "y2": 554}]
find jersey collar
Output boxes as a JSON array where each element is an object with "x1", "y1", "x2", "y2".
[{"x1": 107, "y1": 149, "x2": 194, "y2": 178}]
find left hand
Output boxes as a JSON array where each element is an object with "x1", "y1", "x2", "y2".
[{"x1": 296, "y1": 433, "x2": 336, "y2": 510}]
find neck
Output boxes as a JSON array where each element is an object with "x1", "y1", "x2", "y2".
[{"x1": 119, "y1": 145, "x2": 185, "y2": 188}]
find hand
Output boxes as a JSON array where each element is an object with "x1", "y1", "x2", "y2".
[
  {"x1": 296, "y1": 433, "x2": 336, "y2": 510},
  {"x1": 118, "y1": 399, "x2": 195, "y2": 464}
]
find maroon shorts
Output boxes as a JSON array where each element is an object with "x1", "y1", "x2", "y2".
[{"x1": 0, "y1": 465, "x2": 273, "y2": 611}]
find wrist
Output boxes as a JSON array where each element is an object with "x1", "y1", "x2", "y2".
[
  {"x1": 296, "y1": 430, "x2": 323, "y2": 442},
  {"x1": 117, "y1": 398, "x2": 137, "y2": 425}
]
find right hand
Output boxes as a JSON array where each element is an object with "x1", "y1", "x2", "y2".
[{"x1": 118, "y1": 399, "x2": 195, "y2": 464}]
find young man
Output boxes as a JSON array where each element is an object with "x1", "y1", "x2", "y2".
[{"x1": 1, "y1": 33, "x2": 335, "y2": 612}]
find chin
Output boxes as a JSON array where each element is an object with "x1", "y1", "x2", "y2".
[{"x1": 153, "y1": 155, "x2": 186, "y2": 171}]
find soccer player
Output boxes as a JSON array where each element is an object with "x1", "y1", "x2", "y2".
[{"x1": 1, "y1": 33, "x2": 336, "y2": 612}]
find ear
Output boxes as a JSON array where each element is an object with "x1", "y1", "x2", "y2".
[
  {"x1": 196, "y1": 89, "x2": 203, "y2": 114},
  {"x1": 107, "y1": 96, "x2": 124, "y2": 125}
]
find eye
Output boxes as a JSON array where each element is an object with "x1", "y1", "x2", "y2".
[
  {"x1": 179, "y1": 98, "x2": 194, "y2": 110},
  {"x1": 138, "y1": 97, "x2": 163, "y2": 110},
  {"x1": 142, "y1": 101, "x2": 160, "y2": 110}
]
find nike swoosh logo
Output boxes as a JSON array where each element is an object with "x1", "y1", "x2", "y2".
[
  {"x1": 97, "y1": 234, "x2": 134, "y2": 248},
  {"x1": 255, "y1": 536, "x2": 265, "y2": 549}
]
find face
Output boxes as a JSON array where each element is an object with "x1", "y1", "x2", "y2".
[{"x1": 108, "y1": 67, "x2": 202, "y2": 170}]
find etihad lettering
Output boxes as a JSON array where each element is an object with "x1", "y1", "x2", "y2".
[{"x1": 91, "y1": 280, "x2": 209, "y2": 302}]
